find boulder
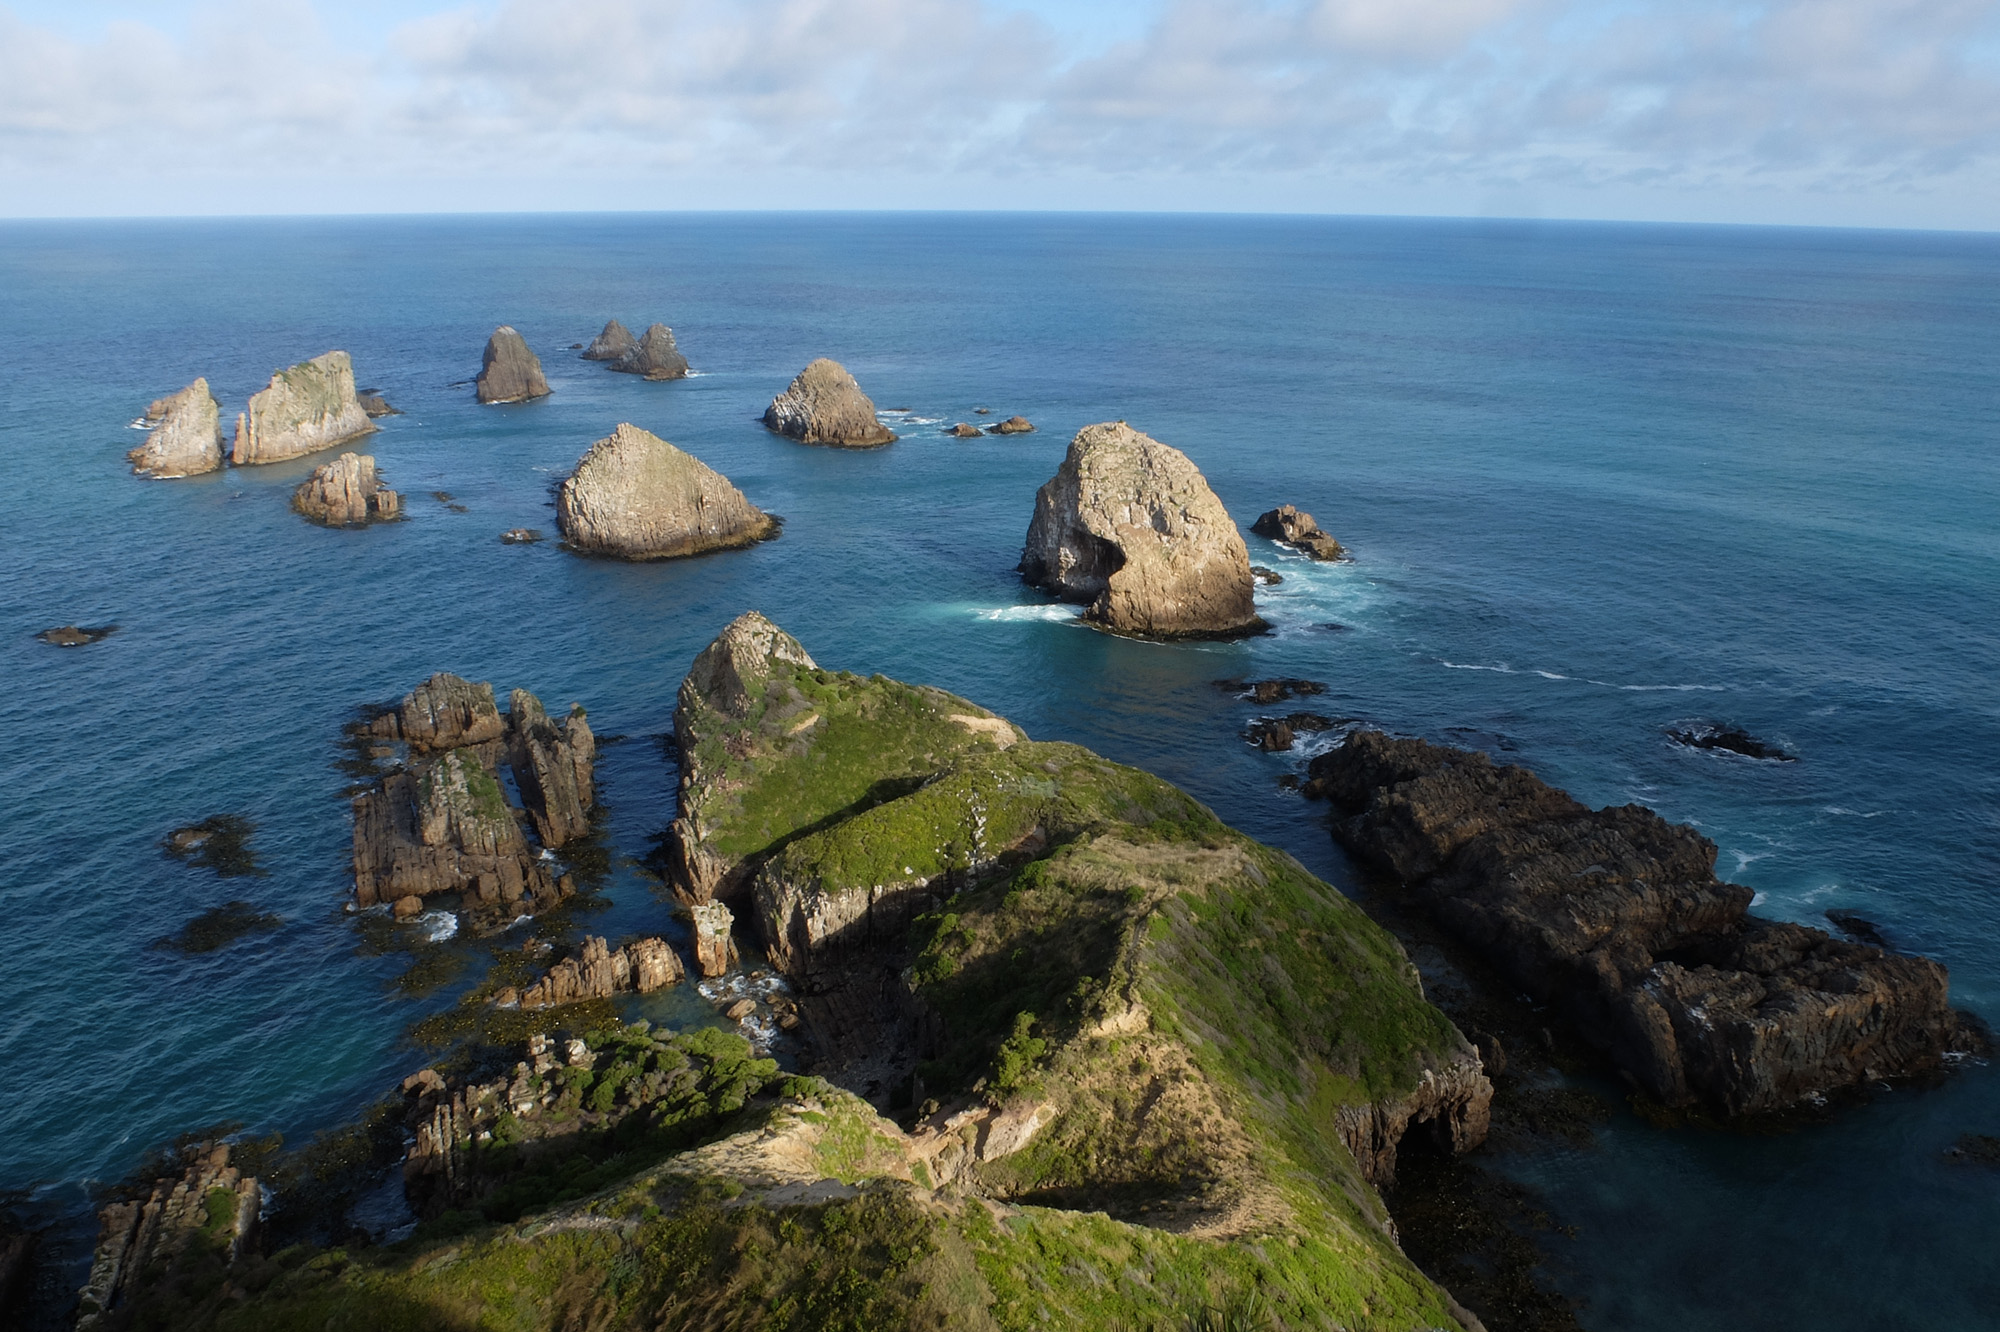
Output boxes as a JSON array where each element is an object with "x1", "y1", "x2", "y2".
[
  {"x1": 37, "y1": 624, "x2": 117, "y2": 647},
  {"x1": 691, "y1": 900, "x2": 737, "y2": 977},
  {"x1": 1020, "y1": 422, "x2": 1263, "y2": 639},
  {"x1": 74, "y1": 1141, "x2": 260, "y2": 1330},
  {"x1": 367, "y1": 672, "x2": 507, "y2": 753},
  {"x1": 1251, "y1": 565, "x2": 1282, "y2": 586},
  {"x1": 356, "y1": 390, "x2": 401, "y2": 417},
  {"x1": 128, "y1": 378, "x2": 223, "y2": 477},
  {"x1": 582, "y1": 319, "x2": 637, "y2": 361},
  {"x1": 292, "y1": 452, "x2": 401, "y2": 526},
  {"x1": 609, "y1": 323, "x2": 690, "y2": 380},
  {"x1": 947, "y1": 423, "x2": 982, "y2": 438},
  {"x1": 475, "y1": 326, "x2": 551, "y2": 404},
  {"x1": 507, "y1": 688, "x2": 595, "y2": 848},
  {"x1": 762, "y1": 358, "x2": 896, "y2": 447},
  {"x1": 1251, "y1": 505, "x2": 1344, "y2": 561},
  {"x1": 231, "y1": 351, "x2": 376, "y2": 465},
  {"x1": 556, "y1": 422, "x2": 776, "y2": 560},
  {"x1": 986, "y1": 415, "x2": 1034, "y2": 435},
  {"x1": 500, "y1": 528, "x2": 544, "y2": 544},
  {"x1": 519, "y1": 935, "x2": 682, "y2": 1009}
]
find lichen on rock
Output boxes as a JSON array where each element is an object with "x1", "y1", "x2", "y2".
[
  {"x1": 128, "y1": 378, "x2": 223, "y2": 478},
  {"x1": 763, "y1": 358, "x2": 896, "y2": 447},
  {"x1": 556, "y1": 422, "x2": 777, "y2": 560},
  {"x1": 230, "y1": 351, "x2": 376, "y2": 465}
]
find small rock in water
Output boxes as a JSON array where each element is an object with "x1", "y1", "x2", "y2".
[
  {"x1": 1214, "y1": 677, "x2": 1326, "y2": 705},
  {"x1": 1245, "y1": 712, "x2": 1339, "y2": 752},
  {"x1": 37, "y1": 624, "x2": 118, "y2": 647},
  {"x1": 500, "y1": 528, "x2": 544, "y2": 544},
  {"x1": 393, "y1": 894, "x2": 425, "y2": 919},
  {"x1": 724, "y1": 998, "x2": 757, "y2": 1020},
  {"x1": 986, "y1": 415, "x2": 1035, "y2": 435},
  {"x1": 356, "y1": 389, "x2": 402, "y2": 417},
  {"x1": 947, "y1": 423, "x2": 983, "y2": 438},
  {"x1": 163, "y1": 814, "x2": 262, "y2": 877},
  {"x1": 1251, "y1": 505, "x2": 1345, "y2": 561},
  {"x1": 1826, "y1": 909, "x2": 1889, "y2": 948},
  {"x1": 431, "y1": 490, "x2": 455, "y2": 503},
  {"x1": 1251, "y1": 566, "x2": 1283, "y2": 586},
  {"x1": 1666, "y1": 722, "x2": 1796, "y2": 761},
  {"x1": 1948, "y1": 1133, "x2": 2000, "y2": 1166},
  {"x1": 974, "y1": 407, "x2": 992, "y2": 415},
  {"x1": 152, "y1": 900, "x2": 282, "y2": 954}
]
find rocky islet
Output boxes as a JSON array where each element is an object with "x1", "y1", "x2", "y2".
[
  {"x1": 127, "y1": 379, "x2": 224, "y2": 478},
  {"x1": 1253, "y1": 503, "x2": 1346, "y2": 560},
  {"x1": 475, "y1": 325, "x2": 551, "y2": 404},
  {"x1": 762, "y1": 357, "x2": 897, "y2": 447},
  {"x1": 231, "y1": 350, "x2": 377, "y2": 465},
  {"x1": 609, "y1": 322, "x2": 691, "y2": 380},
  {"x1": 555, "y1": 422, "x2": 777, "y2": 560},
  {"x1": 291, "y1": 452, "x2": 401, "y2": 526}
]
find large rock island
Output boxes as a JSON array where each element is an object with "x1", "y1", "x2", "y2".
[
  {"x1": 762, "y1": 358, "x2": 896, "y2": 447},
  {"x1": 292, "y1": 452, "x2": 401, "y2": 526},
  {"x1": 609, "y1": 322, "x2": 690, "y2": 380},
  {"x1": 127, "y1": 379, "x2": 223, "y2": 478},
  {"x1": 555, "y1": 423, "x2": 777, "y2": 560},
  {"x1": 230, "y1": 351, "x2": 376, "y2": 465},
  {"x1": 475, "y1": 326, "x2": 551, "y2": 403},
  {"x1": 1020, "y1": 421, "x2": 1264, "y2": 638},
  {"x1": 581, "y1": 319, "x2": 636, "y2": 360}
]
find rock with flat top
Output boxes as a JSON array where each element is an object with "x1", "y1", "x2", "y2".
[
  {"x1": 129, "y1": 378, "x2": 223, "y2": 477},
  {"x1": 1252, "y1": 505, "x2": 1343, "y2": 560},
  {"x1": 763, "y1": 359, "x2": 895, "y2": 447},
  {"x1": 292, "y1": 452, "x2": 401, "y2": 526},
  {"x1": 367, "y1": 673, "x2": 507, "y2": 753},
  {"x1": 582, "y1": 320, "x2": 637, "y2": 361},
  {"x1": 231, "y1": 352, "x2": 376, "y2": 465},
  {"x1": 947, "y1": 423, "x2": 982, "y2": 438},
  {"x1": 692, "y1": 900, "x2": 738, "y2": 977},
  {"x1": 1021, "y1": 421, "x2": 1263, "y2": 639},
  {"x1": 610, "y1": 323, "x2": 690, "y2": 380},
  {"x1": 556, "y1": 422, "x2": 776, "y2": 560},
  {"x1": 476, "y1": 327, "x2": 551, "y2": 404}
]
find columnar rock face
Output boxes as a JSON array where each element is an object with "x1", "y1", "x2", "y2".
[
  {"x1": 691, "y1": 901, "x2": 738, "y2": 977},
  {"x1": 75, "y1": 1141, "x2": 260, "y2": 1329},
  {"x1": 1021, "y1": 421, "x2": 1263, "y2": 639},
  {"x1": 1309, "y1": 730, "x2": 1967, "y2": 1115},
  {"x1": 368, "y1": 672, "x2": 507, "y2": 753},
  {"x1": 519, "y1": 935, "x2": 683, "y2": 1009},
  {"x1": 128, "y1": 378, "x2": 223, "y2": 477},
  {"x1": 582, "y1": 319, "x2": 637, "y2": 361},
  {"x1": 1335, "y1": 1053, "x2": 1494, "y2": 1187},
  {"x1": 762, "y1": 358, "x2": 896, "y2": 447},
  {"x1": 556, "y1": 423, "x2": 776, "y2": 560},
  {"x1": 292, "y1": 452, "x2": 401, "y2": 525},
  {"x1": 609, "y1": 323, "x2": 690, "y2": 380},
  {"x1": 507, "y1": 688, "x2": 595, "y2": 847},
  {"x1": 476, "y1": 326, "x2": 551, "y2": 404},
  {"x1": 1252, "y1": 505, "x2": 1344, "y2": 560},
  {"x1": 231, "y1": 351, "x2": 376, "y2": 465}
]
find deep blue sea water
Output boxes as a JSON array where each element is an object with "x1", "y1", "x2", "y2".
[{"x1": 2, "y1": 212, "x2": 1996, "y2": 1329}]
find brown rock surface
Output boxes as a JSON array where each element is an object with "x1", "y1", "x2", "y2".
[
  {"x1": 556, "y1": 423, "x2": 776, "y2": 560},
  {"x1": 476, "y1": 326, "x2": 551, "y2": 404},
  {"x1": 1020, "y1": 421, "x2": 1263, "y2": 639},
  {"x1": 75, "y1": 1141, "x2": 260, "y2": 1329},
  {"x1": 506, "y1": 688, "x2": 595, "y2": 848},
  {"x1": 692, "y1": 900, "x2": 738, "y2": 977},
  {"x1": 356, "y1": 390, "x2": 401, "y2": 417},
  {"x1": 609, "y1": 323, "x2": 690, "y2": 380},
  {"x1": 1252, "y1": 504, "x2": 1344, "y2": 560},
  {"x1": 762, "y1": 358, "x2": 896, "y2": 447},
  {"x1": 231, "y1": 351, "x2": 376, "y2": 465},
  {"x1": 292, "y1": 452, "x2": 401, "y2": 526},
  {"x1": 986, "y1": 415, "x2": 1035, "y2": 435},
  {"x1": 128, "y1": 378, "x2": 224, "y2": 477},
  {"x1": 367, "y1": 672, "x2": 506, "y2": 753},
  {"x1": 37, "y1": 624, "x2": 118, "y2": 647},
  {"x1": 947, "y1": 422, "x2": 983, "y2": 438},
  {"x1": 519, "y1": 935, "x2": 683, "y2": 1009},
  {"x1": 582, "y1": 319, "x2": 637, "y2": 361}
]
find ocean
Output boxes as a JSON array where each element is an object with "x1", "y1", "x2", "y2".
[{"x1": 2, "y1": 211, "x2": 1996, "y2": 1329}]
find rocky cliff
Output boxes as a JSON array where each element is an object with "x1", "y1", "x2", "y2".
[
  {"x1": 291, "y1": 452, "x2": 401, "y2": 526},
  {"x1": 609, "y1": 322, "x2": 690, "y2": 380},
  {"x1": 230, "y1": 351, "x2": 376, "y2": 465},
  {"x1": 762, "y1": 358, "x2": 896, "y2": 447},
  {"x1": 1309, "y1": 730, "x2": 1968, "y2": 1115},
  {"x1": 517, "y1": 935, "x2": 683, "y2": 1009},
  {"x1": 581, "y1": 319, "x2": 637, "y2": 360},
  {"x1": 75, "y1": 1140, "x2": 260, "y2": 1330},
  {"x1": 506, "y1": 688, "x2": 595, "y2": 847},
  {"x1": 1252, "y1": 504, "x2": 1345, "y2": 560},
  {"x1": 476, "y1": 326, "x2": 551, "y2": 404},
  {"x1": 555, "y1": 423, "x2": 776, "y2": 560},
  {"x1": 127, "y1": 378, "x2": 223, "y2": 477},
  {"x1": 1021, "y1": 421, "x2": 1264, "y2": 639}
]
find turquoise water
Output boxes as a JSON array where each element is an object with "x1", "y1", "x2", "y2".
[{"x1": 2, "y1": 213, "x2": 1996, "y2": 1328}]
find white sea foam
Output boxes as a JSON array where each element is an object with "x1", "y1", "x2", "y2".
[
  {"x1": 1751, "y1": 891, "x2": 1767, "y2": 906},
  {"x1": 1822, "y1": 806, "x2": 1892, "y2": 819},
  {"x1": 127, "y1": 418, "x2": 153, "y2": 431},
  {"x1": 417, "y1": 910, "x2": 458, "y2": 942},
  {"x1": 974, "y1": 604, "x2": 1082, "y2": 623},
  {"x1": 1731, "y1": 850, "x2": 1771, "y2": 874},
  {"x1": 1438, "y1": 660, "x2": 1725, "y2": 692}
]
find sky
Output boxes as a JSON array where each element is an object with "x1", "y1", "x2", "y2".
[{"x1": 3, "y1": 0, "x2": 2000, "y2": 227}]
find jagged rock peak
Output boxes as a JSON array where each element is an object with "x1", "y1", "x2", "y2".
[
  {"x1": 1020, "y1": 421, "x2": 1263, "y2": 639},
  {"x1": 370, "y1": 672, "x2": 506, "y2": 753},
  {"x1": 680, "y1": 611, "x2": 818, "y2": 723},
  {"x1": 555, "y1": 422, "x2": 777, "y2": 560},
  {"x1": 231, "y1": 351, "x2": 376, "y2": 466},
  {"x1": 292, "y1": 452, "x2": 401, "y2": 526},
  {"x1": 476, "y1": 326, "x2": 551, "y2": 404},
  {"x1": 581, "y1": 319, "x2": 637, "y2": 361},
  {"x1": 518, "y1": 935, "x2": 682, "y2": 1009},
  {"x1": 610, "y1": 323, "x2": 690, "y2": 380},
  {"x1": 691, "y1": 901, "x2": 737, "y2": 977},
  {"x1": 128, "y1": 378, "x2": 223, "y2": 478},
  {"x1": 1252, "y1": 504, "x2": 1344, "y2": 561},
  {"x1": 507, "y1": 688, "x2": 595, "y2": 848},
  {"x1": 762, "y1": 358, "x2": 896, "y2": 447}
]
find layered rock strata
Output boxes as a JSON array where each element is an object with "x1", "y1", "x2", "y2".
[
  {"x1": 582, "y1": 319, "x2": 637, "y2": 361},
  {"x1": 1310, "y1": 730, "x2": 1964, "y2": 1115},
  {"x1": 762, "y1": 358, "x2": 896, "y2": 447},
  {"x1": 292, "y1": 452, "x2": 401, "y2": 526},
  {"x1": 476, "y1": 326, "x2": 551, "y2": 404},
  {"x1": 128, "y1": 378, "x2": 224, "y2": 477},
  {"x1": 519, "y1": 935, "x2": 682, "y2": 1009},
  {"x1": 367, "y1": 671, "x2": 507, "y2": 752},
  {"x1": 609, "y1": 323, "x2": 690, "y2": 380},
  {"x1": 1021, "y1": 422, "x2": 1263, "y2": 639},
  {"x1": 1252, "y1": 504, "x2": 1344, "y2": 560},
  {"x1": 231, "y1": 351, "x2": 376, "y2": 465},
  {"x1": 75, "y1": 1142, "x2": 260, "y2": 1330},
  {"x1": 691, "y1": 901, "x2": 738, "y2": 977},
  {"x1": 556, "y1": 423, "x2": 776, "y2": 560},
  {"x1": 507, "y1": 688, "x2": 595, "y2": 847}
]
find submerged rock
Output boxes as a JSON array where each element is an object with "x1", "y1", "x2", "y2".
[
  {"x1": 986, "y1": 415, "x2": 1035, "y2": 435},
  {"x1": 75, "y1": 1140, "x2": 260, "y2": 1330},
  {"x1": 1667, "y1": 722, "x2": 1796, "y2": 761},
  {"x1": 231, "y1": 351, "x2": 376, "y2": 465},
  {"x1": 163, "y1": 813, "x2": 261, "y2": 877},
  {"x1": 292, "y1": 452, "x2": 401, "y2": 526},
  {"x1": 355, "y1": 390, "x2": 401, "y2": 417},
  {"x1": 37, "y1": 624, "x2": 118, "y2": 647},
  {"x1": 762, "y1": 358, "x2": 896, "y2": 447},
  {"x1": 1251, "y1": 504, "x2": 1344, "y2": 561},
  {"x1": 500, "y1": 528, "x2": 544, "y2": 544},
  {"x1": 581, "y1": 319, "x2": 637, "y2": 361},
  {"x1": 609, "y1": 323, "x2": 690, "y2": 380},
  {"x1": 1021, "y1": 422, "x2": 1263, "y2": 639},
  {"x1": 519, "y1": 935, "x2": 682, "y2": 1009},
  {"x1": 475, "y1": 326, "x2": 551, "y2": 404},
  {"x1": 556, "y1": 422, "x2": 777, "y2": 560},
  {"x1": 128, "y1": 378, "x2": 224, "y2": 477},
  {"x1": 152, "y1": 901, "x2": 283, "y2": 954}
]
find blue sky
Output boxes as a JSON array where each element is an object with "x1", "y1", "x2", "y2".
[{"x1": 4, "y1": 0, "x2": 1999, "y2": 227}]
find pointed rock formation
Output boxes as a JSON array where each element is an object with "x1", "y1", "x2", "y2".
[
  {"x1": 609, "y1": 323, "x2": 690, "y2": 380},
  {"x1": 1021, "y1": 421, "x2": 1263, "y2": 639},
  {"x1": 1252, "y1": 505, "x2": 1344, "y2": 561},
  {"x1": 519, "y1": 935, "x2": 683, "y2": 1009},
  {"x1": 556, "y1": 422, "x2": 777, "y2": 560},
  {"x1": 476, "y1": 326, "x2": 551, "y2": 404},
  {"x1": 128, "y1": 378, "x2": 223, "y2": 477},
  {"x1": 762, "y1": 358, "x2": 895, "y2": 448},
  {"x1": 692, "y1": 901, "x2": 738, "y2": 977},
  {"x1": 231, "y1": 351, "x2": 376, "y2": 465},
  {"x1": 506, "y1": 688, "x2": 595, "y2": 848},
  {"x1": 581, "y1": 319, "x2": 637, "y2": 361},
  {"x1": 75, "y1": 1141, "x2": 261, "y2": 1330},
  {"x1": 292, "y1": 452, "x2": 401, "y2": 526}
]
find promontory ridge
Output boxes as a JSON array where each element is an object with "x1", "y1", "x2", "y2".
[{"x1": 555, "y1": 423, "x2": 777, "y2": 560}]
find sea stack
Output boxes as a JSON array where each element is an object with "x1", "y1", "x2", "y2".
[
  {"x1": 292, "y1": 453, "x2": 401, "y2": 526},
  {"x1": 581, "y1": 320, "x2": 637, "y2": 361},
  {"x1": 128, "y1": 379, "x2": 224, "y2": 478},
  {"x1": 1020, "y1": 421, "x2": 1263, "y2": 639},
  {"x1": 1252, "y1": 505, "x2": 1344, "y2": 560},
  {"x1": 555, "y1": 423, "x2": 776, "y2": 560},
  {"x1": 609, "y1": 323, "x2": 690, "y2": 380},
  {"x1": 230, "y1": 352, "x2": 375, "y2": 466},
  {"x1": 476, "y1": 327, "x2": 551, "y2": 404},
  {"x1": 762, "y1": 358, "x2": 895, "y2": 447}
]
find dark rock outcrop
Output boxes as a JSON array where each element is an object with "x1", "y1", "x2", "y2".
[
  {"x1": 1021, "y1": 422, "x2": 1263, "y2": 639},
  {"x1": 1245, "y1": 713, "x2": 1338, "y2": 752},
  {"x1": 37, "y1": 624, "x2": 117, "y2": 647},
  {"x1": 762, "y1": 359, "x2": 896, "y2": 447},
  {"x1": 506, "y1": 688, "x2": 595, "y2": 848},
  {"x1": 1252, "y1": 505, "x2": 1344, "y2": 560},
  {"x1": 1251, "y1": 565, "x2": 1283, "y2": 586},
  {"x1": 1215, "y1": 677, "x2": 1325, "y2": 705},
  {"x1": 1667, "y1": 722, "x2": 1796, "y2": 761},
  {"x1": 609, "y1": 323, "x2": 690, "y2": 380},
  {"x1": 75, "y1": 1141, "x2": 259, "y2": 1329},
  {"x1": 128, "y1": 378, "x2": 224, "y2": 477},
  {"x1": 518, "y1": 935, "x2": 682, "y2": 1009},
  {"x1": 231, "y1": 351, "x2": 376, "y2": 465},
  {"x1": 476, "y1": 326, "x2": 551, "y2": 404},
  {"x1": 500, "y1": 528, "x2": 543, "y2": 544},
  {"x1": 581, "y1": 319, "x2": 637, "y2": 361},
  {"x1": 292, "y1": 452, "x2": 401, "y2": 526},
  {"x1": 356, "y1": 390, "x2": 401, "y2": 417},
  {"x1": 555, "y1": 423, "x2": 776, "y2": 560},
  {"x1": 1309, "y1": 729, "x2": 1965, "y2": 1115},
  {"x1": 987, "y1": 415, "x2": 1034, "y2": 435}
]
